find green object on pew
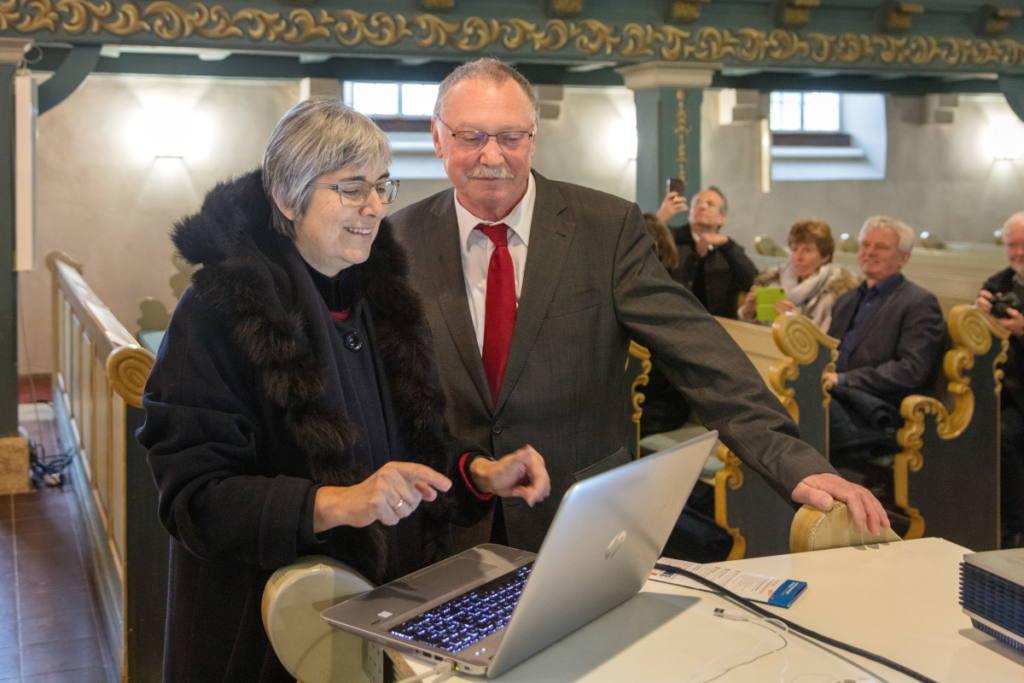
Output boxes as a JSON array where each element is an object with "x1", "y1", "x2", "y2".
[{"x1": 756, "y1": 287, "x2": 786, "y2": 322}]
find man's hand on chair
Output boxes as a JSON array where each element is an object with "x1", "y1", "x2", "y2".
[{"x1": 791, "y1": 473, "x2": 890, "y2": 534}]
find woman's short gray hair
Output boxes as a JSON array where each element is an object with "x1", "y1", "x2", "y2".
[
  {"x1": 859, "y1": 215, "x2": 915, "y2": 255},
  {"x1": 263, "y1": 98, "x2": 391, "y2": 238}
]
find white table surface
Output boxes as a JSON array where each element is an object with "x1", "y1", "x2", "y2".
[{"x1": 399, "y1": 538, "x2": 1024, "y2": 682}]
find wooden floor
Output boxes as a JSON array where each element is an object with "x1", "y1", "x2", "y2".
[{"x1": 0, "y1": 404, "x2": 115, "y2": 683}]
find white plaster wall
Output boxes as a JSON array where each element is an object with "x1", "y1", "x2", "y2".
[
  {"x1": 21, "y1": 74, "x2": 298, "y2": 376},
  {"x1": 20, "y1": 76, "x2": 639, "y2": 374},
  {"x1": 702, "y1": 91, "x2": 1024, "y2": 249},
  {"x1": 532, "y1": 85, "x2": 638, "y2": 202},
  {"x1": 21, "y1": 74, "x2": 1023, "y2": 376}
]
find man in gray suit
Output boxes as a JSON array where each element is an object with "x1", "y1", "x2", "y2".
[
  {"x1": 390, "y1": 58, "x2": 887, "y2": 552},
  {"x1": 825, "y1": 216, "x2": 946, "y2": 463}
]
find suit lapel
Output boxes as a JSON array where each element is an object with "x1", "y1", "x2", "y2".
[
  {"x1": 495, "y1": 173, "x2": 575, "y2": 412},
  {"x1": 844, "y1": 279, "x2": 906, "y2": 359},
  {"x1": 832, "y1": 294, "x2": 857, "y2": 340},
  {"x1": 426, "y1": 193, "x2": 493, "y2": 409}
]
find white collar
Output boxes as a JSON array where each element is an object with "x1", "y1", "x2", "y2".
[{"x1": 455, "y1": 173, "x2": 535, "y2": 251}]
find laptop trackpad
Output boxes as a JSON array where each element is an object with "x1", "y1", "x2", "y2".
[
  {"x1": 369, "y1": 557, "x2": 504, "y2": 619},
  {"x1": 409, "y1": 556, "x2": 500, "y2": 592}
]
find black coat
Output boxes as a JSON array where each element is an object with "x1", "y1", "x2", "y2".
[
  {"x1": 670, "y1": 225, "x2": 757, "y2": 318},
  {"x1": 982, "y1": 266, "x2": 1024, "y2": 413},
  {"x1": 137, "y1": 170, "x2": 484, "y2": 682}
]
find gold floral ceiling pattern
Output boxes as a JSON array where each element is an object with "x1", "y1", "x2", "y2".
[{"x1": 2, "y1": 0, "x2": 1023, "y2": 68}]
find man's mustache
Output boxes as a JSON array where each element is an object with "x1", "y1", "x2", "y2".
[{"x1": 467, "y1": 166, "x2": 514, "y2": 179}]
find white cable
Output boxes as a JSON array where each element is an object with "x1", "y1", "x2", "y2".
[
  {"x1": 691, "y1": 608, "x2": 790, "y2": 683},
  {"x1": 395, "y1": 661, "x2": 455, "y2": 683}
]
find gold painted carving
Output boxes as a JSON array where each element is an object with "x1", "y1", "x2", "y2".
[
  {"x1": 893, "y1": 305, "x2": 1009, "y2": 539},
  {"x1": 668, "y1": 0, "x2": 705, "y2": 24},
  {"x1": 627, "y1": 341, "x2": 652, "y2": 459},
  {"x1": 547, "y1": 0, "x2": 582, "y2": 19},
  {"x1": 978, "y1": 4, "x2": 1022, "y2": 37},
  {"x1": 1, "y1": 2, "x2": 1023, "y2": 69},
  {"x1": 674, "y1": 88, "x2": 687, "y2": 182},
  {"x1": 106, "y1": 345, "x2": 155, "y2": 408},
  {"x1": 881, "y1": 1, "x2": 924, "y2": 34},
  {"x1": 713, "y1": 445, "x2": 746, "y2": 560},
  {"x1": 769, "y1": 312, "x2": 838, "y2": 424},
  {"x1": 418, "y1": 0, "x2": 454, "y2": 12},
  {"x1": 774, "y1": 0, "x2": 820, "y2": 29}
]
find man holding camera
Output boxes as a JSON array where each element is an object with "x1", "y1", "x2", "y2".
[
  {"x1": 655, "y1": 186, "x2": 757, "y2": 318},
  {"x1": 977, "y1": 211, "x2": 1024, "y2": 548}
]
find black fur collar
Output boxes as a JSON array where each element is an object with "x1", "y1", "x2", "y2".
[{"x1": 172, "y1": 169, "x2": 447, "y2": 483}]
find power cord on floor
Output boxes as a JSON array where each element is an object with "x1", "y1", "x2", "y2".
[
  {"x1": 18, "y1": 283, "x2": 74, "y2": 489},
  {"x1": 22, "y1": 428, "x2": 72, "y2": 489}
]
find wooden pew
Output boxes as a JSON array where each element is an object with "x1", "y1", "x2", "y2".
[
  {"x1": 713, "y1": 315, "x2": 836, "y2": 559},
  {"x1": 632, "y1": 313, "x2": 836, "y2": 559},
  {"x1": 714, "y1": 305, "x2": 1008, "y2": 554},
  {"x1": 844, "y1": 305, "x2": 1008, "y2": 550},
  {"x1": 47, "y1": 251, "x2": 165, "y2": 681}
]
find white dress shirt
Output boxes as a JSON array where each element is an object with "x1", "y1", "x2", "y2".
[{"x1": 454, "y1": 173, "x2": 536, "y2": 353}]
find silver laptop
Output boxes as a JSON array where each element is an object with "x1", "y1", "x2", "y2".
[{"x1": 321, "y1": 431, "x2": 717, "y2": 678}]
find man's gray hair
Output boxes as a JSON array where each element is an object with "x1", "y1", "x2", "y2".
[
  {"x1": 433, "y1": 58, "x2": 539, "y2": 123},
  {"x1": 1002, "y1": 211, "x2": 1024, "y2": 235},
  {"x1": 859, "y1": 215, "x2": 915, "y2": 255},
  {"x1": 263, "y1": 98, "x2": 391, "y2": 238}
]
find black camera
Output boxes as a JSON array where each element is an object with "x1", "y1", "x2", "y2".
[{"x1": 991, "y1": 291, "x2": 1024, "y2": 318}]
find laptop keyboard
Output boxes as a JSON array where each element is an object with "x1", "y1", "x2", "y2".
[{"x1": 389, "y1": 563, "x2": 534, "y2": 654}]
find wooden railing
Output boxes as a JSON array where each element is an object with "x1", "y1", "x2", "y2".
[{"x1": 46, "y1": 251, "x2": 165, "y2": 682}]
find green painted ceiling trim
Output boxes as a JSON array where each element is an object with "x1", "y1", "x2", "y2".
[
  {"x1": 999, "y1": 75, "x2": 1024, "y2": 122},
  {"x1": 30, "y1": 46, "x2": 624, "y2": 85},
  {"x1": 27, "y1": 45, "x2": 1004, "y2": 96},
  {"x1": 2, "y1": 1, "x2": 1024, "y2": 74},
  {"x1": 38, "y1": 43, "x2": 100, "y2": 114}
]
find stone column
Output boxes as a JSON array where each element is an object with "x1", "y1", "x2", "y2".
[
  {"x1": 618, "y1": 61, "x2": 717, "y2": 216},
  {"x1": 0, "y1": 38, "x2": 32, "y2": 493}
]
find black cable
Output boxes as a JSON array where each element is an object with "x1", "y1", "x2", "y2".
[
  {"x1": 655, "y1": 563, "x2": 938, "y2": 683},
  {"x1": 25, "y1": 432, "x2": 73, "y2": 489}
]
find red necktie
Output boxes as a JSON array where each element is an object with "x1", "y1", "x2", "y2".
[{"x1": 478, "y1": 223, "x2": 517, "y2": 403}]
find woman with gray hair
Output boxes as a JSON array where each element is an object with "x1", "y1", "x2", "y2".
[{"x1": 138, "y1": 99, "x2": 549, "y2": 682}]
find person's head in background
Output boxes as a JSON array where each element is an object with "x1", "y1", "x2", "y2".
[
  {"x1": 788, "y1": 220, "x2": 835, "y2": 281},
  {"x1": 1001, "y1": 212, "x2": 1024, "y2": 276},
  {"x1": 857, "y1": 216, "x2": 914, "y2": 287},
  {"x1": 643, "y1": 213, "x2": 680, "y2": 271},
  {"x1": 689, "y1": 186, "x2": 728, "y2": 234}
]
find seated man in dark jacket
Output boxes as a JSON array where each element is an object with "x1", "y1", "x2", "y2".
[
  {"x1": 976, "y1": 211, "x2": 1024, "y2": 548},
  {"x1": 656, "y1": 186, "x2": 757, "y2": 318},
  {"x1": 824, "y1": 216, "x2": 946, "y2": 464}
]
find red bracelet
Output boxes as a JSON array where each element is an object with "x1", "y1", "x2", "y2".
[{"x1": 458, "y1": 452, "x2": 495, "y2": 501}]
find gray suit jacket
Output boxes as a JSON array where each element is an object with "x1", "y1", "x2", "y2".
[
  {"x1": 390, "y1": 172, "x2": 836, "y2": 551},
  {"x1": 828, "y1": 276, "x2": 946, "y2": 403}
]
